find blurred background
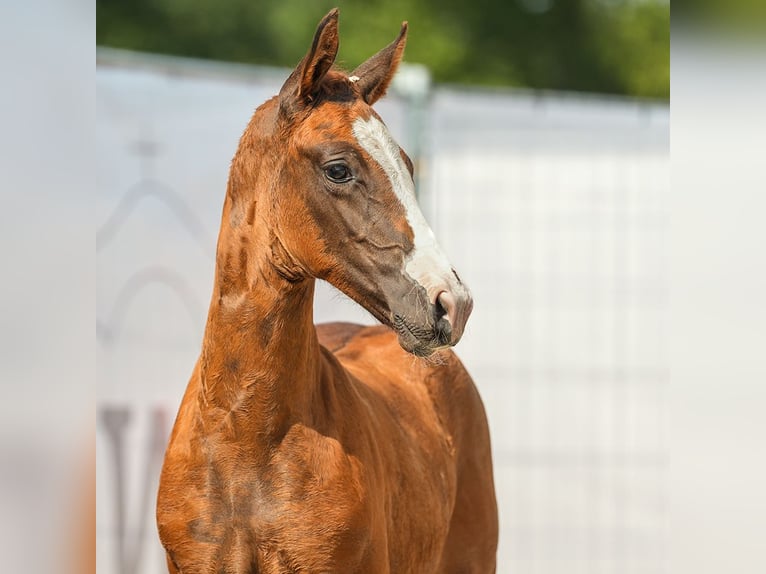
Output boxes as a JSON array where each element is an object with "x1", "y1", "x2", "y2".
[
  {"x1": 97, "y1": 0, "x2": 669, "y2": 98},
  {"x1": 96, "y1": 2, "x2": 669, "y2": 573}
]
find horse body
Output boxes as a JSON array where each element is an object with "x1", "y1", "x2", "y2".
[{"x1": 157, "y1": 10, "x2": 497, "y2": 573}]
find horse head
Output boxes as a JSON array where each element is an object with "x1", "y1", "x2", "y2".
[{"x1": 233, "y1": 9, "x2": 472, "y2": 357}]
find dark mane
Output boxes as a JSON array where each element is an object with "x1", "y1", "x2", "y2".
[{"x1": 314, "y1": 68, "x2": 358, "y2": 104}]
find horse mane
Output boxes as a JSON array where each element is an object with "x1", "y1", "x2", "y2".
[{"x1": 311, "y1": 67, "x2": 358, "y2": 104}]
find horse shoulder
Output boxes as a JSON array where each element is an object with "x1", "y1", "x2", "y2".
[
  {"x1": 321, "y1": 326, "x2": 471, "y2": 567},
  {"x1": 323, "y1": 323, "x2": 486, "y2": 443}
]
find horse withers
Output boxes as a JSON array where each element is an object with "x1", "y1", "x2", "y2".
[{"x1": 156, "y1": 9, "x2": 498, "y2": 573}]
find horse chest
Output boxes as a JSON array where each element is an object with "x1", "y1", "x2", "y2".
[
  {"x1": 164, "y1": 433, "x2": 376, "y2": 573},
  {"x1": 165, "y1": 420, "x2": 452, "y2": 574}
]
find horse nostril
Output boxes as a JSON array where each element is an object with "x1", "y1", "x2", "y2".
[
  {"x1": 437, "y1": 291, "x2": 457, "y2": 324},
  {"x1": 434, "y1": 296, "x2": 448, "y2": 322},
  {"x1": 434, "y1": 291, "x2": 457, "y2": 345}
]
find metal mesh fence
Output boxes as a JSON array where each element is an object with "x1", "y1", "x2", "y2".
[{"x1": 425, "y1": 90, "x2": 669, "y2": 573}]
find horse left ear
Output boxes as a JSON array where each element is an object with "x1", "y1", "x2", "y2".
[
  {"x1": 352, "y1": 22, "x2": 408, "y2": 105},
  {"x1": 279, "y1": 8, "x2": 340, "y2": 115}
]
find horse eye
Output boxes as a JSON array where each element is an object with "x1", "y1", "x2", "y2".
[{"x1": 324, "y1": 163, "x2": 353, "y2": 183}]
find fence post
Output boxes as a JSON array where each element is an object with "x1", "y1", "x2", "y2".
[{"x1": 392, "y1": 63, "x2": 432, "y2": 203}]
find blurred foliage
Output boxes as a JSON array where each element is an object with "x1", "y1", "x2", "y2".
[
  {"x1": 97, "y1": 0, "x2": 668, "y2": 99},
  {"x1": 673, "y1": 0, "x2": 766, "y2": 29},
  {"x1": 673, "y1": 0, "x2": 766, "y2": 34}
]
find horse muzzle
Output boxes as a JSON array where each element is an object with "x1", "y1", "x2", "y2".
[
  {"x1": 434, "y1": 288, "x2": 473, "y2": 345},
  {"x1": 392, "y1": 283, "x2": 473, "y2": 357}
]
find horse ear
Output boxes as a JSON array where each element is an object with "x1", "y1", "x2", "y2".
[
  {"x1": 352, "y1": 22, "x2": 408, "y2": 105},
  {"x1": 279, "y1": 8, "x2": 340, "y2": 114}
]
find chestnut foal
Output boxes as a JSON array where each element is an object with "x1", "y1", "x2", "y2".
[{"x1": 157, "y1": 10, "x2": 498, "y2": 573}]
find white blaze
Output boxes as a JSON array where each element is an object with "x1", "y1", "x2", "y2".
[{"x1": 352, "y1": 115, "x2": 459, "y2": 301}]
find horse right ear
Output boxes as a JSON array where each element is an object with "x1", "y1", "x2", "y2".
[
  {"x1": 351, "y1": 21, "x2": 408, "y2": 105},
  {"x1": 279, "y1": 8, "x2": 340, "y2": 116}
]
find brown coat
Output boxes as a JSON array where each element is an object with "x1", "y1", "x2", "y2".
[{"x1": 156, "y1": 9, "x2": 498, "y2": 573}]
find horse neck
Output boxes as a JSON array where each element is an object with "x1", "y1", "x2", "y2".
[{"x1": 198, "y1": 191, "x2": 323, "y2": 441}]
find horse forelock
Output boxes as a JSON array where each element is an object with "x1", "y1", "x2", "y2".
[
  {"x1": 236, "y1": 70, "x2": 362, "y2": 156},
  {"x1": 312, "y1": 68, "x2": 359, "y2": 103}
]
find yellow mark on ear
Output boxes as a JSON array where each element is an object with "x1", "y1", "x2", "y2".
[{"x1": 349, "y1": 75, "x2": 360, "y2": 83}]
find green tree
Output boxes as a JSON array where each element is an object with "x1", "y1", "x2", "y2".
[{"x1": 97, "y1": 0, "x2": 668, "y2": 99}]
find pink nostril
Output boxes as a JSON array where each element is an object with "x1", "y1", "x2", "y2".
[
  {"x1": 437, "y1": 290, "x2": 472, "y2": 344},
  {"x1": 437, "y1": 291, "x2": 457, "y2": 326}
]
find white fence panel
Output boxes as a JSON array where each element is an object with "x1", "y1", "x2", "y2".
[{"x1": 426, "y1": 89, "x2": 669, "y2": 573}]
